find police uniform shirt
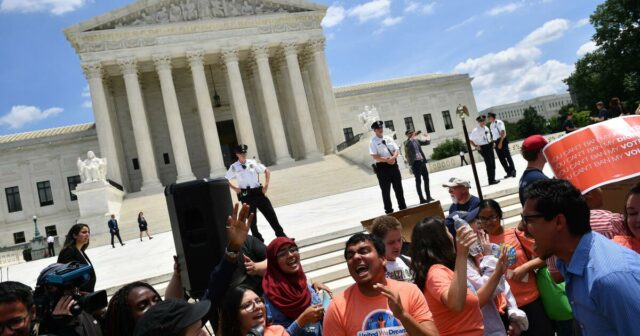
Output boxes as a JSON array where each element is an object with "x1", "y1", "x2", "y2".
[
  {"x1": 469, "y1": 126, "x2": 492, "y2": 146},
  {"x1": 224, "y1": 159, "x2": 266, "y2": 189},
  {"x1": 490, "y1": 119, "x2": 506, "y2": 141},
  {"x1": 369, "y1": 135, "x2": 399, "y2": 158}
]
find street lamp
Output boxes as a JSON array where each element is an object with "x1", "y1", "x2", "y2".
[
  {"x1": 456, "y1": 104, "x2": 483, "y2": 200},
  {"x1": 33, "y1": 215, "x2": 41, "y2": 238}
]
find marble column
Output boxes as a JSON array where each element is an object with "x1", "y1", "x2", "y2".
[
  {"x1": 118, "y1": 58, "x2": 162, "y2": 190},
  {"x1": 299, "y1": 53, "x2": 326, "y2": 154},
  {"x1": 308, "y1": 38, "x2": 342, "y2": 153},
  {"x1": 153, "y1": 55, "x2": 196, "y2": 182},
  {"x1": 186, "y1": 49, "x2": 226, "y2": 178},
  {"x1": 282, "y1": 41, "x2": 321, "y2": 159},
  {"x1": 251, "y1": 45, "x2": 293, "y2": 164},
  {"x1": 82, "y1": 62, "x2": 124, "y2": 186},
  {"x1": 222, "y1": 48, "x2": 258, "y2": 158}
]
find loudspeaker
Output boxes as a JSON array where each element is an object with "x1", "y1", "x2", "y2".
[{"x1": 165, "y1": 178, "x2": 232, "y2": 298}]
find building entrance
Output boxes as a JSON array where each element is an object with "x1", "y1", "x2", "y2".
[{"x1": 217, "y1": 119, "x2": 238, "y2": 168}]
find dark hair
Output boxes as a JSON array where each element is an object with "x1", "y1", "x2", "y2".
[
  {"x1": 62, "y1": 223, "x2": 90, "y2": 252},
  {"x1": 478, "y1": 199, "x2": 503, "y2": 220},
  {"x1": 623, "y1": 183, "x2": 640, "y2": 237},
  {"x1": 105, "y1": 282, "x2": 160, "y2": 336},
  {"x1": 522, "y1": 149, "x2": 541, "y2": 161},
  {"x1": 0, "y1": 281, "x2": 33, "y2": 309},
  {"x1": 488, "y1": 112, "x2": 496, "y2": 118},
  {"x1": 524, "y1": 179, "x2": 591, "y2": 236},
  {"x1": 220, "y1": 286, "x2": 253, "y2": 336},
  {"x1": 343, "y1": 233, "x2": 385, "y2": 260},
  {"x1": 409, "y1": 217, "x2": 456, "y2": 291}
]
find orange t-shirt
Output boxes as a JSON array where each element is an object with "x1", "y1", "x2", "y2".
[
  {"x1": 489, "y1": 229, "x2": 539, "y2": 307},
  {"x1": 424, "y1": 264, "x2": 483, "y2": 336},
  {"x1": 323, "y1": 278, "x2": 433, "y2": 336},
  {"x1": 263, "y1": 325, "x2": 289, "y2": 336},
  {"x1": 613, "y1": 235, "x2": 640, "y2": 254}
]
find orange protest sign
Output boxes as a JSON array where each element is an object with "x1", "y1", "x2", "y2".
[{"x1": 543, "y1": 115, "x2": 640, "y2": 193}]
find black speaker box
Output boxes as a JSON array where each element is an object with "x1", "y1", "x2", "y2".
[{"x1": 165, "y1": 178, "x2": 232, "y2": 298}]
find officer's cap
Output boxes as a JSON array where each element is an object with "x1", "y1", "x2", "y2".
[
  {"x1": 371, "y1": 120, "x2": 384, "y2": 130},
  {"x1": 234, "y1": 144, "x2": 248, "y2": 154},
  {"x1": 476, "y1": 115, "x2": 486, "y2": 122}
]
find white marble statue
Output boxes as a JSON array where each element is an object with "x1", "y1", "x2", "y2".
[
  {"x1": 358, "y1": 105, "x2": 381, "y2": 134},
  {"x1": 77, "y1": 151, "x2": 107, "y2": 183}
]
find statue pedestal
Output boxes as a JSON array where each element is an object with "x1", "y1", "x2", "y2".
[
  {"x1": 29, "y1": 236, "x2": 47, "y2": 261},
  {"x1": 73, "y1": 181, "x2": 124, "y2": 235}
]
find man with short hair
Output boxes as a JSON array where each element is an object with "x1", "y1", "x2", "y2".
[
  {"x1": 369, "y1": 121, "x2": 406, "y2": 214},
  {"x1": 563, "y1": 113, "x2": 577, "y2": 134},
  {"x1": 370, "y1": 216, "x2": 413, "y2": 282},
  {"x1": 323, "y1": 233, "x2": 438, "y2": 336},
  {"x1": 524, "y1": 179, "x2": 640, "y2": 335},
  {"x1": 443, "y1": 177, "x2": 480, "y2": 236},
  {"x1": 469, "y1": 115, "x2": 499, "y2": 185},
  {"x1": 403, "y1": 129, "x2": 434, "y2": 204},
  {"x1": 108, "y1": 214, "x2": 125, "y2": 248},
  {"x1": 0, "y1": 281, "x2": 35, "y2": 336},
  {"x1": 488, "y1": 112, "x2": 516, "y2": 178},
  {"x1": 518, "y1": 134, "x2": 549, "y2": 206},
  {"x1": 591, "y1": 101, "x2": 609, "y2": 122}
]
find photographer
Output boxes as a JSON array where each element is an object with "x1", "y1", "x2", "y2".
[
  {"x1": 0, "y1": 281, "x2": 36, "y2": 336},
  {"x1": 33, "y1": 263, "x2": 105, "y2": 336}
]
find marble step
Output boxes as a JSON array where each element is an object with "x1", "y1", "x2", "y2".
[
  {"x1": 306, "y1": 263, "x2": 351, "y2": 285},
  {"x1": 301, "y1": 250, "x2": 345, "y2": 273}
]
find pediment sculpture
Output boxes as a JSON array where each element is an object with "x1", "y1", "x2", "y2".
[{"x1": 77, "y1": 151, "x2": 108, "y2": 183}]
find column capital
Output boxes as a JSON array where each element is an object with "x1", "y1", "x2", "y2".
[
  {"x1": 186, "y1": 49, "x2": 205, "y2": 67},
  {"x1": 153, "y1": 55, "x2": 173, "y2": 72},
  {"x1": 281, "y1": 41, "x2": 299, "y2": 56},
  {"x1": 82, "y1": 62, "x2": 103, "y2": 80},
  {"x1": 222, "y1": 48, "x2": 239, "y2": 63},
  {"x1": 298, "y1": 50, "x2": 313, "y2": 68},
  {"x1": 251, "y1": 44, "x2": 270, "y2": 60},
  {"x1": 308, "y1": 38, "x2": 326, "y2": 53},
  {"x1": 117, "y1": 57, "x2": 138, "y2": 75}
]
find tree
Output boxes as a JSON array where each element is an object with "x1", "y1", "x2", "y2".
[
  {"x1": 517, "y1": 106, "x2": 547, "y2": 138},
  {"x1": 564, "y1": 0, "x2": 640, "y2": 110},
  {"x1": 431, "y1": 138, "x2": 467, "y2": 160},
  {"x1": 504, "y1": 120, "x2": 521, "y2": 142}
]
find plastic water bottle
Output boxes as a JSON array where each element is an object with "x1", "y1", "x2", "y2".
[{"x1": 452, "y1": 214, "x2": 483, "y2": 256}]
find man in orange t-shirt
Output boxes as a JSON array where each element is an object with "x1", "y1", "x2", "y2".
[{"x1": 323, "y1": 233, "x2": 438, "y2": 336}]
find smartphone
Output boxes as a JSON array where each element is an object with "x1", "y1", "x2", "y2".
[{"x1": 321, "y1": 290, "x2": 331, "y2": 310}]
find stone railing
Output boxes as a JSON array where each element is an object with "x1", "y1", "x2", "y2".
[{"x1": 0, "y1": 250, "x2": 25, "y2": 267}]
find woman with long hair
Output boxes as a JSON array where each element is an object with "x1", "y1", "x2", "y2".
[
  {"x1": 219, "y1": 286, "x2": 289, "y2": 336},
  {"x1": 104, "y1": 282, "x2": 161, "y2": 336},
  {"x1": 409, "y1": 216, "x2": 484, "y2": 336},
  {"x1": 57, "y1": 223, "x2": 96, "y2": 292},
  {"x1": 262, "y1": 237, "x2": 325, "y2": 335},
  {"x1": 477, "y1": 199, "x2": 554, "y2": 335},
  {"x1": 137, "y1": 212, "x2": 153, "y2": 241},
  {"x1": 613, "y1": 183, "x2": 640, "y2": 253}
]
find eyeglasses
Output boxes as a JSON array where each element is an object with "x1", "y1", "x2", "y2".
[
  {"x1": 0, "y1": 313, "x2": 29, "y2": 333},
  {"x1": 521, "y1": 213, "x2": 545, "y2": 225},
  {"x1": 276, "y1": 246, "x2": 299, "y2": 258},
  {"x1": 240, "y1": 298, "x2": 264, "y2": 312},
  {"x1": 478, "y1": 216, "x2": 499, "y2": 223}
]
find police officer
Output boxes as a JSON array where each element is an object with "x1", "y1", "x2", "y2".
[
  {"x1": 369, "y1": 121, "x2": 407, "y2": 214},
  {"x1": 225, "y1": 144, "x2": 287, "y2": 242},
  {"x1": 469, "y1": 115, "x2": 500, "y2": 185},
  {"x1": 488, "y1": 112, "x2": 516, "y2": 178}
]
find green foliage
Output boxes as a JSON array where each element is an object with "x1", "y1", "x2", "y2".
[
  {"x1": 572, "y1": 110, "x2": 593, "y2": 128},
  {"x1": 431, "y1": 138, "x2": 467, "y2": 160},
  {"x1": 516, "y1": 106, "x2": 548, "y2": 138},
  {"x1": 504, "y1": 120, "x2": 521, "y2": 142}
]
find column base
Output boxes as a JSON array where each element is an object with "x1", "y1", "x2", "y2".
[
  {"x1": 274, "y1": 156, "x2": 295, "y2": 165},
  {"x1": 140, "y1": 180, "x2": 164, "y2": 193},
  {"x1": 176, "y1": 173, "x2": 197, "y2": 183},
  {"x1": 303, "y1": 151, "x2": 323, "y2": 160},
  {"x1": 209, "y1": 167, "x2": 228, "y2": 179}
]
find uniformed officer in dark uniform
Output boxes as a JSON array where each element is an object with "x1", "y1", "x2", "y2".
[
  {"x1": 369, "y1": 120, "x2": 407, "y2": 214},
  {"x1": 225, "y1": 145, "x2": 287, "y2": 242}
]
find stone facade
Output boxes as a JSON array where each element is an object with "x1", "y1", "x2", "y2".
[{"x1": 480, "y1": 93, "x2": 573, "y2": 123}]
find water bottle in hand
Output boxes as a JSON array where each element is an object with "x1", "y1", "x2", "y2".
[{"x1": 452, "y1": 214, "x2": 483, "y2": 256}]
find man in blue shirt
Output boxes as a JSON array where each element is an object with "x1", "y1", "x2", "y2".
[
  {"x1": 524, "y1": 179, "x2": 640, "y2": 336},
  {"x1": 518, "y1": 134, "x2": 549, "y2": 205}
]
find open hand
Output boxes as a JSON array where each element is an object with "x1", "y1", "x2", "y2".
[
  {"x1": 227, "y1": 203, "x2": 254, "y2": 250},
  {"x1": 52, "y1": 295, "x2": 75, "y2": 316}
]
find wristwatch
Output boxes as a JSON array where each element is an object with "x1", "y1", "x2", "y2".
[{"x1": 225, "y1": 246, "x2": 240, "y2": 259}]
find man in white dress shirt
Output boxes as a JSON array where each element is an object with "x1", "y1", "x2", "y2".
[
  {"x1": 369, "y1": 120, "x2": 407, "y2": 214},
  {"x1": 469, "y1": 115, "x2": 500, "y2": 185},
  {"x1": 488, "y1": 112, "x2": 516, "y2": 178},
  {"x1": 225, "y1": 144, "x2": 287, "y2": 242}
]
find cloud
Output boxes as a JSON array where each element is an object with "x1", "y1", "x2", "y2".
[
  {"x1": 81, "y1": 85, "x2": 92, "y2": 109},
  {"x1": 382, "y1": 16, "x2": 403, "y2": 27},
  {"x1": 347, "y1": 0, "x2": 390, "y2": 23},
  {"x1": 421, "y1": 2, "x2": 436, "y2": 14},
  {"x1": 0, "y1": 105, "x2": 63, "y2": 129},
  {"x1": 576, "y1": 41, "x2": 597, "y2": 56},
  {"x1": 574, "y1": 17, "x2": 590, "y2": 28},
  {"x1": 322, "y1": 5, "x2": 346, "y2": 28},
  {"x1": 476, "y1": 30, "x2": 484, "y2": 37},
  {"x1": 405, "y1": 1, "x2": 436, "y2": 14},
  {"x1": 517, "y1": 18, "x2": 570, "y2": 47},
  {"x1": 486, "y1": 2, "x2": 524, "y2": 16},
  {"x1": 405, "y1": 1, "x2": 419, "y2": 12},
  {"x1": 445, "y1": 16, "x2": 476, "y2": 32},
  {"x1": 0, "y1": 0, "x2": 88, "y2": 15}
]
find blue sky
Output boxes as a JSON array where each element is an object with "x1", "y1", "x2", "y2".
[{"x1": 0, "y1": 0, "x2": 602, "y2": 135}]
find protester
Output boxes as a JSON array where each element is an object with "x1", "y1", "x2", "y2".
[
  {"x1": 263, "y1": 237, "x2": 329, "y2": 335},
  {"x1": 477, "y1": 200, "x2": 554, "y2": 336},
  {"x1": 591, "y1": 101, "x2": 609, "y2": 122},
  {"x1": 0, "y1": 281, "x2": 35, "y2": 336},
  {"x1": 370, "y1": 215, "x2": 413, "y2": 282},
  {"x1": 323, "y1": 233, "x2": 438, "y2": 335},
  {"x1": 220, "y1": 286, "x2": 290, "y2": 336},
  {"x1": 133, "y1": 299, "x2": 209, "y2": 336},
  {"x1": 562, "y1": 113, "x2": 577, "y2": 134},
  {"x1": 525, "y1": 179, "x2": 640, "y2": 335},
  {"x1": 137, "y1": 212, "x2": 153, "y2": 241},
  {"x1": 613, "y1": 183, "x2": 640, "y2": 253},
  {"x1": 443, "y1": 177, "x2": 480, "y2": 236},
  {"x1": 518, "y1": 135, "x2": 549, "y2": 206},
  {"x1": 609, "y1": 97, "x2": 624, "y2": 118},
  {"x1": 409, "y1": 216, "x2": 485, "y2": 336},
  {"x1": 58, "y1": 223, "x2": 97, "y2": 293}
]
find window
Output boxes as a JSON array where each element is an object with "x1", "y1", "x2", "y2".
[
  {"x1": 37, "y1": 181, "x2": 54, "y2": 207},
  {"x1": 404, "y1": 117, "x2": 414, "y2": 132},
  {"x1": 67, "y1": 175, "x2": 81, "y2": 201},
  {"x1": 13, "y1": 232, "x2": 25, "y2": 244},
  {"x1": 132, "y1": 158, "x2": 140, "y2": 170},
  {"x1": 442, "y1": 110, "x2": 454, "y2": 130},
  {"x1": 45, "y1": 225, "x2": 58, "y2": 237},
  {"x1": 423, "y1": 114, "x2": 435, "y2": 133},
  {"x1": 343, "y1": 127, "x2": 354, "y2": 141},
  {"x1": 384, "y1": 120, "x2": 395, "y2": 131},
  {"x1": 5, "y1": 186, "x2": 22, "y2": 213},
  {"x1": 163, "y1": 153, "x2": 171, "y2": 164}
]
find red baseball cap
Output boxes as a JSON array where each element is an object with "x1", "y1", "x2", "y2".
[{"x1": 522, "y1": 135, "x2": 548, "y2": 151}]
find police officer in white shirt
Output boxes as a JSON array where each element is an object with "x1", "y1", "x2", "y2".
[
  {"x1": 469, "y1": 115, "x2": 500, "y2": 185},
  {"x1": 488, "y1": 112, "x2": 516, "y2": 178},
  {"x1": 225, "y1": 144, "x2": 287, "y2": 242},
  {"x1": 47, "y1": 235, "x2": 55, "y2": 256},
  {"x1": 369, "y1": 120, "x2": 407, "y2": 213}
]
